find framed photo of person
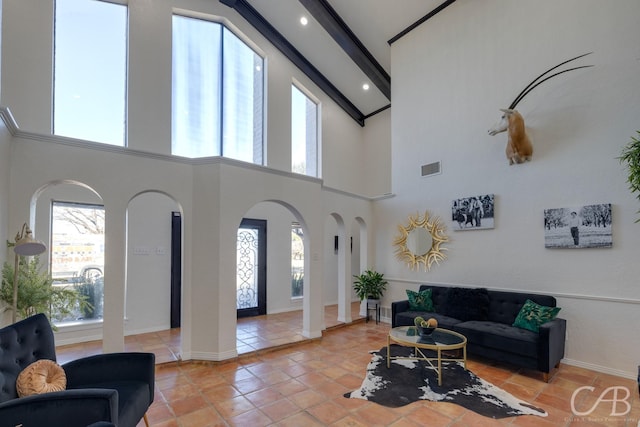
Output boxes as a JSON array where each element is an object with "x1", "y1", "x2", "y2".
[{"x1": 543, "y1": 204, "x2": 612, "y2": 248}]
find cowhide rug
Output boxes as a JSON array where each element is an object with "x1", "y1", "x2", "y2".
[{"x1": 344, "y1": 345, "x2": 547, "y2": 419}]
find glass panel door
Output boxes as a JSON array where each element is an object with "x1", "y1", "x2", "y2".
[{"x1": 236, "y1": 219, "x2": 266, "y2": 317}]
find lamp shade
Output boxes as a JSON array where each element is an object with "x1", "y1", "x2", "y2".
[{"x1": 14, "y1": 227, "x2": 47, "y2": 256}]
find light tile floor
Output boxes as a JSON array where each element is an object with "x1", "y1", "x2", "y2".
[
  {"x1": 55, "y1": 305, "x2": 640, "y2": 426},
  {"x1": 56, "y1": 303, "x2": 366, "y2": 365}
]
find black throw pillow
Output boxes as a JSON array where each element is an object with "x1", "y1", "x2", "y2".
[{"x1": 444, "y1": 287, "x2": 490, "y2": 321}]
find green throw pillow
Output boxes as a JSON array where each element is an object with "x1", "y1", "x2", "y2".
[
  {"x1": 406, "y1": 288, "x2": 433, "y2": 312},
  {"x1": 512, "y1": 299, "x2": 561, "y2": 332}
]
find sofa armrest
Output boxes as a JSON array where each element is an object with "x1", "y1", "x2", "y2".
[
  {"x1": 63, "y1": 352, "x2": 155, "y2": 403},
  {"x1": 538, "y1": 317, "x2": 567, "y2": 373},
  {"x1": 391, "y1": 300, "x2": 411, "y2": 327},
  {"x1": 0, "y1": 388, "x2": 117, "y2": 427}
]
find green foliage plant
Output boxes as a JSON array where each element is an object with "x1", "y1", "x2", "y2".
[
  {"x1": 619, "y1": 130, "x2": 640, "y2": 222},
  {"x1": 1, "y1": 254, "x2": 90, "y2": 324},
  {"x1": 291, "y1": 272, "x2": 303, "y2": 298},
  {"x1": 353, "y1": 269, "x2": 388, "y2": 301}
]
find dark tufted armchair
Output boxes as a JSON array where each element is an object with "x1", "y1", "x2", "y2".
[{"x1": 0, "y1": 313, "x2": 154, "y2": 427}]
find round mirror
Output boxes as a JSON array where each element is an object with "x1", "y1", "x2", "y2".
[
  {"x1": 393, "y1": 211, "x2": 449, "y2": 271},
  {"x1": 406, "y1": 228, "x2": 432, "y2": 256}
]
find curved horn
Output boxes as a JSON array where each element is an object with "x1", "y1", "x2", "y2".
[
  {"x1": 508, "y1": 52, "x2": 594, "y2": 110},
  {"x1": 510, "y1": 65, "x2": 594, "y2": 109}
]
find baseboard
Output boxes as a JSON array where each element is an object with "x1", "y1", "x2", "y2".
[
  {"x1": 185, "y1": 349, "x2": 238, "y2": 361},
  {"x1": 125, "y1": 324, "x2": 171, "y2": 336},
  {"x1": 55, "y1": 333, "x2": 103, "y2": 347},
  {"x1": 562, "y1": 358, "x2": 636, "y2": 380}
]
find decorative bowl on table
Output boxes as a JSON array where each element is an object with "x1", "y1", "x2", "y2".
[
  {"x1": 413, "y1": 316, "x2": 438, "y2": 337},
  {"x1": 417, "y1": 325, "x2": 436, "y2": 337}
]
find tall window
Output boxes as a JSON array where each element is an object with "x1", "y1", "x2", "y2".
[
  {"x1": 54, "y1": 0, "x2": 127, "y2": 145},
  {"x1": 51, "y1": 202, "x2": 105, "y2": 324},
  {"x1": 291, "y1": 85, "x2": 318, "y2": 177},
  {"x1": 172, "y1": 15, "x2": 264, "y2": 162},
  {"x1": 291, "y1": 223, "x2": 304, "y2": 298}
]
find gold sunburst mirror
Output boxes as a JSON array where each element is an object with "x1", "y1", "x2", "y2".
[{"x1": 393, "y1": 211, "x2": 449, "y2": 271}]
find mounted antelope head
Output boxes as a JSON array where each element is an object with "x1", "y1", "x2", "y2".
[{"x1": 488, "y1": 53, "x2": 594, "y2": 165}]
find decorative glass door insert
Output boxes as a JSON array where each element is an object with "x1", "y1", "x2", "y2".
[{"x1": 236, "y1": 219, "x2": 266, "y2": 317}]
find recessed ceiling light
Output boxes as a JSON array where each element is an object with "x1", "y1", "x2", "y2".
[
  {"x1": 362, "y1": 83, "x2": 370, "y2": 91},
  {"x1": 300, "y1": 16, "x2": 308, "y2": 26}
]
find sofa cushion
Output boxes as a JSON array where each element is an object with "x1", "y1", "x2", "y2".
[
  {"x1": 486, "y1": 290, "x2": 557, "y2": 325},
  {"x1": 418, "y1": 285, "x2": 450, "y2": 313},
  {"x1": 453, "y1": 321, "x2": 539, "y2": 359},
  {"x1": 443, "y1": 287, "x2": 490, "y2": 321},
  {"x1": 406, "y1": 288, "x2": 433, "y2": 311},
  {"x1": 513, "y1": 299, "x2": 561, "y2": 332}
]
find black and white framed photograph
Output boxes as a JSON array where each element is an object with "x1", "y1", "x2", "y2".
[
  {"x1": 451, "y1": 194, "x2": 494, "y2": 230},
  {"x1": 543, "y1": 203, "x2": 612, "y2": 249}
]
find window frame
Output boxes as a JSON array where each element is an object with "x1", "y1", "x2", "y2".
[
  {"x1": 171, "y1": 11, "x2": 266, "y2": 162},
  {"x1": 53, "y1": 0, "x2": 129, "y2": 146},
  {"x1": 291, "y1": 222, "x2": 304, "y2": 299},
  {"x1": 50, "y1": 200, "x2": 105, "y2": 327},
  {"x1": 291, "y1": 80, "x2": 320, "y2": 177}
]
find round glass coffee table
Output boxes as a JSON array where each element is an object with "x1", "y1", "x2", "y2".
[{"x1": 387, "y1": 326, "x2": 467, "y2": 386}]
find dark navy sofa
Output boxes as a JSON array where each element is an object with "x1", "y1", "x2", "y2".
[{"x1": 392, "y1": 284, "x2": 566, "y2": 381}]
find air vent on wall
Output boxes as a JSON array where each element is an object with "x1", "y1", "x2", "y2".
[{"x1": 421, "y1": 161, "x2": 441, "y2": 177}]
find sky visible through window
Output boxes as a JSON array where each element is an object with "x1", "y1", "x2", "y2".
[
  {"x1": 291, "y1": 85, "x2": 317, "y2": 176},
  {"x1": 172, "y1": 15, "x2": 263, "y2": 161},
  {"x1": 52, "y1": 1, "x2": 314, "y2": 169},
  {"x1": 54, "y1": 0, "x2": 127, "y2": 146}
]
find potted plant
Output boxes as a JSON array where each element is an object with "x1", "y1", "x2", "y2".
[
  {"x1": 353, "y1": 269, "x2": 388, "y2": 302},
  {"x1": 1, "y1": 253, "x2": 89, "y2": 325},
  {"x1": 619, "y1": 130, "x2": 640, "y2": 222}
]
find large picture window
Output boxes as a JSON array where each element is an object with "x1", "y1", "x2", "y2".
[
  {"x1": 50, "y1": 201, "x2": 105, "y2": 325},
  {"x1": 54, "y1": 0, "x2": 127, "y2": 146},
  {"x1": 291, "y1": 84, "x2": 318, "y2": 177},
  {"x1": 172, "y1": 15, "x2": 264, "y2": 162}
]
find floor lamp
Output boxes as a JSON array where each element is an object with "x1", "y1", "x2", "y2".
[{"x1": 11, "y1": 223, "x2": 47, "y2": 323}]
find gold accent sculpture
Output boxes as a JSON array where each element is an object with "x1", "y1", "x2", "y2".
[{"x1": 393, "y1": 211, "x2": 448, "y2": 271}]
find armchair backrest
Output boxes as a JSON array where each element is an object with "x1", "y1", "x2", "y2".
[{"x1": 0, "y1": 313, "x2": 56, "y2": 402}]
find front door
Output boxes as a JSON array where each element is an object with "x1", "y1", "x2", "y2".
[{"x1": 236, "y1": 218, "x2": 267, "y2": 317}]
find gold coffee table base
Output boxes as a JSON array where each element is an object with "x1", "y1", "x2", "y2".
[{"x1": 387, "y1": 326, "x2": 467, "y2": 386}]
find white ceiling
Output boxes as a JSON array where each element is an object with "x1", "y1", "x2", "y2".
[{"x1": 245, "y1": 0, "x2": 445, "y2": 117}]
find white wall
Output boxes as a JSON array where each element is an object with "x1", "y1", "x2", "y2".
[
  {"x1": 0, "y1": 0, "x2": 390, "y2": 198},
  {"x1": 0, "y1": 113, "x2": 10, "y2": 325},
  {"x1": 362, "y1": 108, "x2": 392, "y2": 196},
  {"x1": 126, "y1": 192, "x2": 177, "y2": 335},
  {"x1": 378, "y1": 0, "x2": 640, "y2": 378},
  {"x1": 0, "y1": 0, "x2": 382, "y2": 360}
]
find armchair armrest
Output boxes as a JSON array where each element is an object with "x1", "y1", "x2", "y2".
[
  {"x1": 63, "y1": 352, "x2": 155, "y2": 402},
  {"x1": 538, "y1": 317, "x2": 567, "y2": 373},
  {"x1": 0, "y1": 388, "x2": 117, "y2": 427},
  {"x1": 391, "y1": 300, "x2": 411, "y2": 328}
]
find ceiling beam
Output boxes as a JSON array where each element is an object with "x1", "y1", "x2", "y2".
[
  {"x1": 220, "y1": 0, "x2": 366, "y2": 126},
  {"x1": 298, "y1": 0, "x2": 391, "y2": 100},
  {"x1": 388, "y1": 0, "x2": 457, "y2": 45}
]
